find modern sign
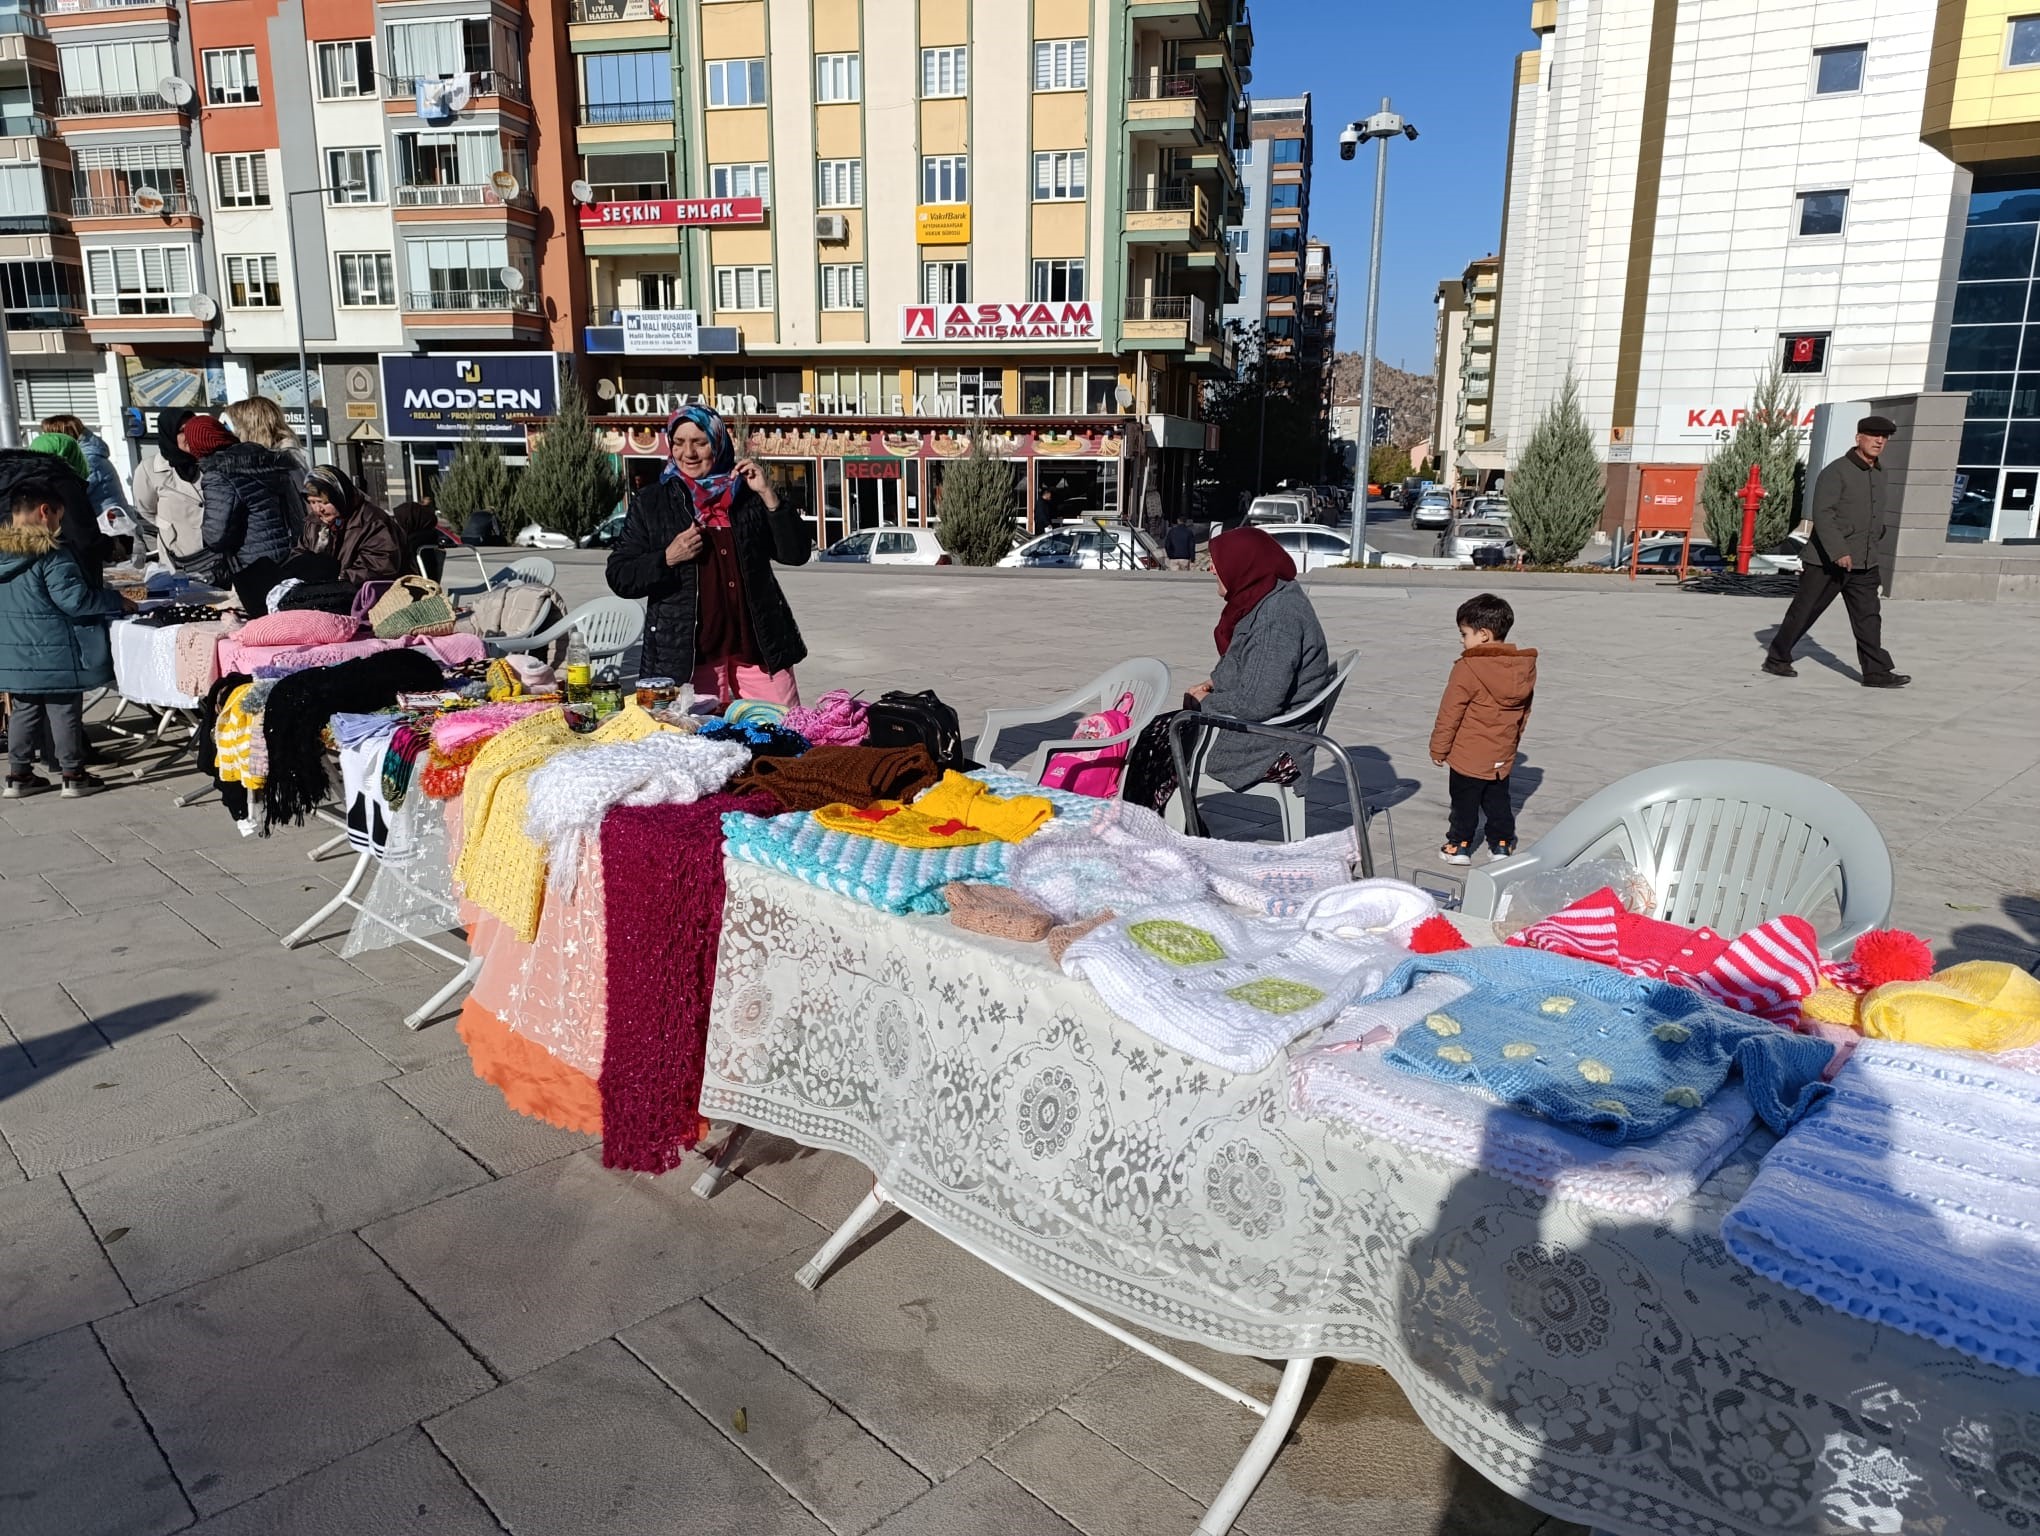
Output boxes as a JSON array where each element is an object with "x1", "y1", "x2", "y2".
[
  {"x1": 900, "y1": 300, "x2": 1099, "y2": 344},
  {"x1": 1659, "y1": 402, "x2": 1818, "y2": 445},
  {"x1": 914, "y1": 205, "x2": 971, "y2": 245},
  {"x1": 379, "y1": 351, "x2": 558, "y2": 442},
  {"x1": 577, "y1": 197, "x2": 765, "y2": 229},
  {"x1": 622, "y1": 309, "x2": 699, "y2": 356}
]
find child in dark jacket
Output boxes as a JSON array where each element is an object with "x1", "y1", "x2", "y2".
[
  {"x1": 0, "y1": 487, "x2": 114, "y2": 798},
  {"x1": 1429, "y1": 592, "x2": 1537, "y2": 865}
]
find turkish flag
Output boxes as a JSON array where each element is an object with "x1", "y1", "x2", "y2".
[{"x1": 1791, "y1": 336, "x2": 1816, "y2": 365}]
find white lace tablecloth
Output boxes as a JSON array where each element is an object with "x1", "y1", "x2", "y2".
[
  {"x1": 109, "y1": 619, "x2": 201, "y2": 709},
  {"x1": 701, "y1": 863, "x2": 2039, "y2": 1536}
]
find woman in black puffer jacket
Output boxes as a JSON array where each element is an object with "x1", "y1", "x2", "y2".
[
  {"x1": 184, "y1": 414, "x2": 305, "y2": 579},
  {"x1": 605, "y1": 404, "x2": 812, "y2": 702}
]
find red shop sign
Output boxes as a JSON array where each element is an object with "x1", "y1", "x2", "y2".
[
  {"x1": 845, "y1": 459, "x2": 903, "y2": 479},
  {"x1": 578, "y1": 197, "x2": 767, "y2": 229}
]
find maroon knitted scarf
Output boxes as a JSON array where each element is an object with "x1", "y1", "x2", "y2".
[{"x1": 598, "y1": 790, "x2": 773, "y2": 1173}]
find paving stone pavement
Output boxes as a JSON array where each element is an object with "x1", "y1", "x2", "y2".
[{"x1": 2, "y1": 563, "x2": 2032, "y2": 1536}]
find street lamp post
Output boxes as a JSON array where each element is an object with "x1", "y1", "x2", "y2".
[
  {"x1": 1340, "y1": 98, "x2": 1418, "y2": 565},
  {"x1": 285, "y1": 184, "x2": 356, "y2": 458}
]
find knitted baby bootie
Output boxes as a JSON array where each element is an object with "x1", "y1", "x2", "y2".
[{"x1": 944, "y1": 883, "x2": 1057, "y2": 943}]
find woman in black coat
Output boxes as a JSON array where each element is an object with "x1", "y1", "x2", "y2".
[{"x1": 605, "y1": 404, "x2": 812, "y2": 702}]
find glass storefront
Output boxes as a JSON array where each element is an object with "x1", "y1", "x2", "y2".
[{"x1": 1945, "y1": 179, "x2": 2040, "y2": 541}]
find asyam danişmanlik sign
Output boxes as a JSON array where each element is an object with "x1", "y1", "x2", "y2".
[
  {"x1": 380, "y1": 352, "x2": 558, "y2": 443},
  {"x1": 900, "y1": 301, "x2": 1099, "y2": 344}
]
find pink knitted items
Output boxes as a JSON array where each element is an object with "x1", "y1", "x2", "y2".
[
  {"x1": 1047, "y1": 909, "x2": 1114, "y2": 966},
  {"x1": 432, "y1": 700, "x2": 560, "y2": 753},
  {"x1": 599, "y1": 790, "x2": 775, "y2": 1174},
  {"x1": 782, "y1": 688, "x2": 869, "y2": 746},
  {"x1": 944, "y1": 883, "x2": 1055, "y2": 942}
]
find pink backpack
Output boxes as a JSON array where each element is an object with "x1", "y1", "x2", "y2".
[{"x1": 1039, "y1": 691, "x2": 1136, "y2": 798}]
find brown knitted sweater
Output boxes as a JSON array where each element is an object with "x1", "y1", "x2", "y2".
[{"x1": 730, "y1": 743, "x2": 943, "y2": 813}]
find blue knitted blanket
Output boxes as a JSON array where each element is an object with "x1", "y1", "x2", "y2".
[
  {"x1": 1374, "y1": 947, "x2": 1834, "y2": 1144},
  {"x1": 1723, "y1": 1042, "x2": 2040, "y2": 1378},
  {"x1": 720, "y1": 770, "x2": 1093, "y2": 916}
]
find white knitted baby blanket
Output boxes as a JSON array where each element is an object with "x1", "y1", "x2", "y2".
[{"x1": 525, "y1": 732, "x2": 752, "y2": 892}]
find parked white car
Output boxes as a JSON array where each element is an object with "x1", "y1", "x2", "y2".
[
  {"x1": 816, "y1": 527, "x2": 952, "y2": 565},
  {"x1": 1411, "y1": 493, "x2": 1454, "y2": 531},
  {"x1": 514, "y1": 523, "x2": 576, "y2": 550},
  {"x1": 1265, "y1": 523, "x2": 1355, "y2": 572},
  {"x1": 1749, "y1": 532, "x2": 1809, "y2": 575},
  {"x1": 999, "y1": 525, "x2": 1165, "y2": 570},
  {"x1": 1437, "y1": 519, "x2": 1520, "y2": 566}
]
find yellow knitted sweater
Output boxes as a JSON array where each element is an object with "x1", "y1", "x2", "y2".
[
  {"x1": 811, "y1": 770, "x2": 1055, "y2": 848},
  {"x1": 456, "y1": 704, "x2": 671, "y2": 941},
  {"x1": 214, "y1": 684, "x2": 265, "y2": 793}
]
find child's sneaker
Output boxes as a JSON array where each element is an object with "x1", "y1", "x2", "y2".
[
  {"x1": 1489, "y1": 837, "x2": 1518, "y2": 858},
  {"x1": 60, "y1": 771, "x2": 107, "y2": 799},
  {"x1": 1439, "y1": 838, "x2": 1475, "y2": 866},
  {"x1": 3, "y1": 771, "x2": 52, "y2": 799}
]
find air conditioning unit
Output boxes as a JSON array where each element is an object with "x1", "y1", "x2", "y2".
[{"x1": 815, "y1": 214, "x2": 849, "y2": 243}]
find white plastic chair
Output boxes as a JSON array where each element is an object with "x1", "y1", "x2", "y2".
[
  {"x1": 501, "y1": 555, "x2": 556, "y2": 587},
  {"x1": 974, "y1": 658, "x2": 1172, "y2": 783},
  {"x1": 485, "y1": 596, "x2": 645, "y2": 676},
  {"x1": 1460, "y1": 758, "x2": 1894, "y2": 952},
  {"x1": 1167, "y1": 650, "x2": 1361, "y2": 842}
]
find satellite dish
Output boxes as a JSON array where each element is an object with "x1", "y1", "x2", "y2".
[
  {"x1": 488, "y1": 170, "x2": 521, "y2": 202},
  {"x1": 498, "y1": 266, "x2": 526, "y2": 293},
  {"x1": 158, "y1": 75, "x2": 194, "y2": 107},
  {"x1": 189, "y1": 293, "x2": 219, "y2": 322},
  {"x1": 570, "y1": 178, "x2": 595, "y2": 205},
  {"x1": 130, "y1": 186, "x2": 167, "y2": 216},
  {"x1": 1238, "y1": 67, "x2": 1253, "y2": 86},
  {"x1": 596, "y1": 378, "x2": 617, "y2": 400}
]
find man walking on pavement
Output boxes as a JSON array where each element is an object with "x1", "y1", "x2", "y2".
[{"x1": 1763, "y1": 414, "x2": 1910, "y2": 688}]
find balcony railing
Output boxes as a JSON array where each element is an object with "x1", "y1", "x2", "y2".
[
  {"x1": 1126, "y1": 180, "x2": 1216, "y2": 240},
  {"x1": 0, "y1": 11, "x2": 48, "y2": 36},
  {"x1": 577, "y1": 99, "x2": 674, "y2": 126},
  {"x1": 404, "y1": 288, "x2": 540, "y2": 313},
  {"x1": 71, "y1": 192, "x2": 195, "y2": 217},
  {"x1": 44, "y1": 0, "x2": 167, "y2": 12},
  {"x1": 395, "y1": 182, "x2": 524, "y2": 207},
  {"x1": 1126, "y1": 294, "x2": 1194, "y2": 322},
  {"x1": 569, "y1": 0, "x2": 666, "y2": 20},
  {"x1": 0, "y1": 114, "x2": 58, "y2": 138},
  {"x1": 0, "y1": 213, "x2": 59, "y2": 233},
  {"x1": 383, "y1": 71, "x2": 529, "y2": 105},
  {"x1": 3, "y1": 306, "x2": 85, "y2": 330},
  {"x1": 1130, "y1": 72, "x2": 1201, "y2": 103},
  {"x1": 57, "y1": 91, "x2": 170, "y2": 116}
]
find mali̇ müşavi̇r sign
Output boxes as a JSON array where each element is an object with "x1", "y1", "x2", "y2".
[{"x1": 900, "y1": 301, "x2": 1100, "y2": 344}]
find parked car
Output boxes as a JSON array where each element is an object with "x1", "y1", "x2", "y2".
[
  {"x1": 578, "y1": 509, "x2": 627, "y2": 549},
  {"x1": 1411, "y1": 492, "x2": 1454, "y2": 530},
  {"x1": 1749, "y1": 531, "x2": 1808, "y2": 575},
  {"x1": 514, "y1": 523, "x2": 576, "y2": 550},
  {"x1": 1245, "y1": 494, "x2": 1311, "y2": 527},
  {"x1": 1266, "y1": 523, "x2": 1355, "y2": 572},
  {"x1": 1468, "y1": 495, "x2": 1510, "y2": 520},
  {"x1": 1634, "y1": 538, "x2": 1729, "y2": 571},
  {"x1": 817, "y1": 527, "x2": 952, "y2": 565},
  {"x1": 998, "y1": 524, "x2": 1164, "y2": 570},
  {"x1": 1437, "y1": 519, "x2": 1520, "y2": 566}
]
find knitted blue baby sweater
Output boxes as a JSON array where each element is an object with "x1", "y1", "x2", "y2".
[{"x1": 1376, "y1": 947, "x2": 1834, "y2": 1144}]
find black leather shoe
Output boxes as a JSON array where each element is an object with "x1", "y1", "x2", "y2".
[
  {"x1": 1761, "y1": 658, "x2": 1796, "y2": 678},
  {"x1": 1862, "y1": 673, "x2": 1911, "y2": 689}
]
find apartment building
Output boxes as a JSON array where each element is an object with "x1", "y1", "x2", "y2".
[
  {"x1": 572, "y1": 0, "x2": 1251, "y2": 545},
  {"x1": 4, "y1": 0, "x2": 587, "y2": 500},
  {"x1": 1221, "y1": 90, "x2": 1309, "y2": 363},
  {"x1": 1428, "y1": 275, "x2": 1465, "y2": 484}
]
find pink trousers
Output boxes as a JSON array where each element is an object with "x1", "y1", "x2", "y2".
[{"x1": 691, "y1": 658, "x2": 801, "y2": 708}]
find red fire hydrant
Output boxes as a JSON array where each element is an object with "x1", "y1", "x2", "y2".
[{"x1": 1735, "y1": 463, "x2": 1763, "y2": 576}]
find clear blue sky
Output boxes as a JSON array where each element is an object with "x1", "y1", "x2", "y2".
[{"x1": 1248, "y1": 0, "x2": 1529, "y2": 375}]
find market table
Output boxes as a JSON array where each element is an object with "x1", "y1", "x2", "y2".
[{"x1": 699, "y1": 863, "x2": 2036, "y2": 1536}]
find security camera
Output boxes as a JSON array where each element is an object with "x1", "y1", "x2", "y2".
[
  {"x1": 1403, "y1": 123, "x2": 1419, "y2": 141},
  {"x1": 1339, "y1": 123, "x2": 1362, "y2": 160}
]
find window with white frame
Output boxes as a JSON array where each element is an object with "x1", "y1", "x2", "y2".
[
  {"x1": 921, "y1": 260, "x2": 968, "y2": 304},
  {"x1": 58, "y1": 39, "x2": 174, "y2": 106},
  {"x1": 316, "y1": 39, "x2": 375, "y2": 99},
  {"x1": 713, "y1": 265, "x2": 774, "y2": 310},
  {"x1": 1031, "y1": 257, "x2": 1085, "y2": 303},
  {"x1": 1795, "y1": 188, "x2": 1849, "y2": 237},
  {"x1": 705, "y1": 58, "x2": 767, "y2": 107},
  {"x1": 1812, "y1": 43, "x2": 1866, "y2": 95},
  {"x1": 326, "y1": 147, "x2": 385, "y2": 203},
  {"x1": 203, "y1": 48, "x2": 260, "y2": 106},
  {"x1": 336, "y1": 252, "x2": 397, "y2": 307},
  {"x1": 212, "y1": 153, "x2": 269, "y2": 209},
  {"x1": 223, "y1": 254, "x2": 282, "y2": 308},
  {"x1": 820, "y1": 263, "x2": 865, "y2": 310},
  {"x1": 404, "y1": 235, "x2": 530, "y2": 304},
  {"x1": 921, "y1": 154, "x2": 967, "y2": 204},
  {"x1": 636, "y1": 271, "x2": 680, "y2": 308},
  {"x1": 384, "y1": 18, "x2": 495, "y2": 83},
  {"x1": 708, "y1": 162, "x2": 771, "y2": 205},
  {"x1": 85, "y1": 245, "x2": 194, "y2": 316},
  {"x1": 815, "y1": 52, "x2": 860, "y2": 103},
  {"x1": 921, "y1": 46, "x2": 967, "y2": 98},
  {"x1": 1033, "y1": 39, "x2": 1088, "y2": 91},
  {"x1": 1033, "y1": 150, "x2": 1086, "y2": 201},
  {"x1": 2011, "y1": 16, "x2": 2040, "y2": 66},
  {"x1": 816, "y1": 158, "x2": 862, "y2": 208}
]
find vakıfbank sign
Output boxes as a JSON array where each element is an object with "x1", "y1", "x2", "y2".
[
  {"x1": 380, "y1": 352, "x2": 559, "y2": 442},
  {"x1": 900, "y1": 301, "x2": 1099, "y2": 344}
]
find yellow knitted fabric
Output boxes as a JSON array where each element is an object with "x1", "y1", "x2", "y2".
[
  {"x1": 456, "y1": 704, "x2": 671, "y2": 941},
  {"x1": 1858, "y1": 962, "x2": 2040, "y2": 1053},
  {"x1": 812, "y1": 800, "x2": 998, "y2": 848},
  {"x1": 1798, "y1": 988, "x2": 1863, "y2": 1029},
  {"x1": 214, "y1": 684, "x2": 266, "y2": 793},
  {"x1": 913, "y1": 771, "x2": 1054, "y2": 841}
]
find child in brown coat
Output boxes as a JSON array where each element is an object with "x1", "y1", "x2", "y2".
[{"x1": 1429, "y1": 592, "x2": 1537, "y2": 864}]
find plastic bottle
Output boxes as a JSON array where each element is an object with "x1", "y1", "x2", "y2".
[{"x1": 564, "y1": 630, "x2": 592, "y2": 705}]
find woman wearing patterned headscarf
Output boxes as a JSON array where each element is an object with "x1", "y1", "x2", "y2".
[{"x1": 605, "y1": 402, "x2": 813, "y2": 701}]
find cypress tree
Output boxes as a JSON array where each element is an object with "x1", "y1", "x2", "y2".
[
  {"x1": 512, "y1": 383, "x2": 621, "y2": 542},
  {"x1": 1508, "y1": 375, "x2": 1605, "y2": 566}
]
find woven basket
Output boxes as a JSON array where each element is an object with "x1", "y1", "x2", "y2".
[{"x1": 368, "y1": 576, "x2": 456, "y2": 638}]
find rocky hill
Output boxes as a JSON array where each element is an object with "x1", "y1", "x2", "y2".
[{"x1": 1332, "y1": 355, "x2": 1436, "y2": 449}]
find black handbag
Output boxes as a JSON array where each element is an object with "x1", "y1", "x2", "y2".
[{"x1": 863, "y1": 689, "x2": 975, "y2": 771}]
